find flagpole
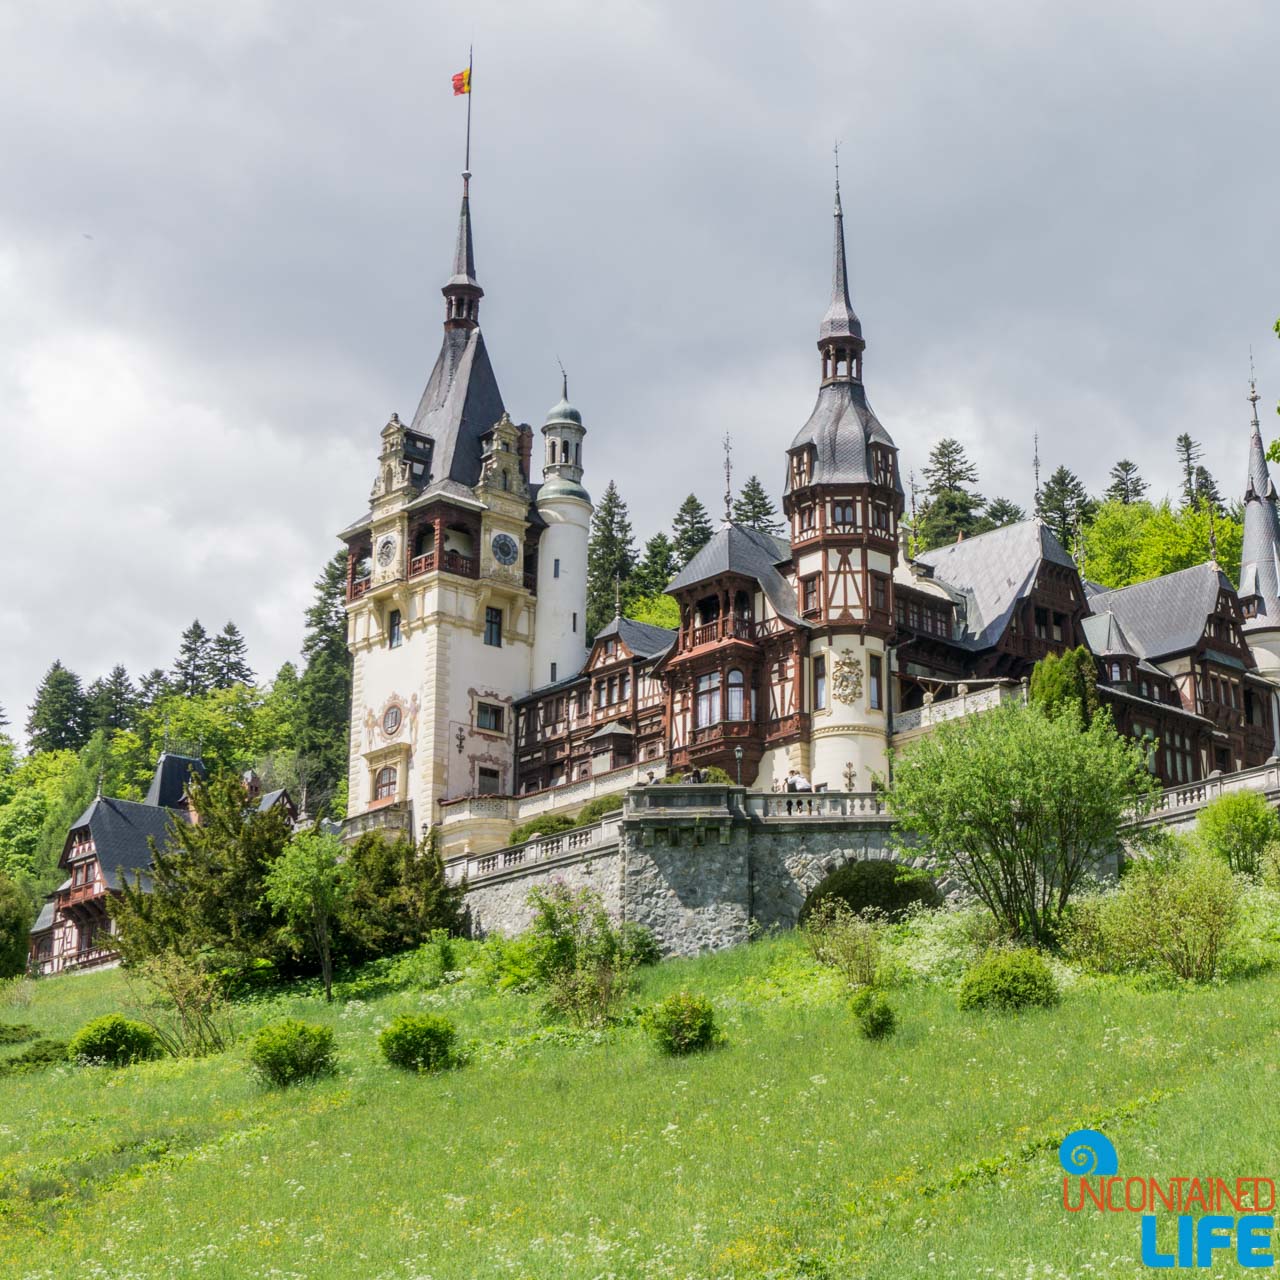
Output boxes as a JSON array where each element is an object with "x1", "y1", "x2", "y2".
[{"x1": 465, "y1": 45, "x2": 473, "y2": 174}]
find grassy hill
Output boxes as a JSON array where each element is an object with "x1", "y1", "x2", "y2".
[{"x1": 1, "y1": 932, "x2": 1275, "y2": 1279}]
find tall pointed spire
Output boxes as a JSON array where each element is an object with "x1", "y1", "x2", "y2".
[
  {"x1": 1239, "y1": 360, "x2": 1280, "y2": 629},
  {"x1": 442, "y1": 172, "x2": 483, "y2": 329},
  {"x1": 817, "y1": 148, "x2": 864, "y2": 385}
]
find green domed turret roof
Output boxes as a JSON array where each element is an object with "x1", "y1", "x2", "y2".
[
  {"x1": 537, "y1": 475, "x2": 591, "y2": 504},
  {"x1": 544, "y1": 374, "x2": 583, "y2": 428}
]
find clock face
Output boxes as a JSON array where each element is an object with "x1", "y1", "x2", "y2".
[
  {"x1": 492, "y1": 533, "x2": 519, "y2": 566},
  {"x1": 376, "y1": 535, "x2": 397, "y2": 567}
]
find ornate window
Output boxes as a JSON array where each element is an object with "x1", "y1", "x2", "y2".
[
  {"x1": 484, "y1": 607, "x2": 503, "y2": 647},
  {"x1": 695, "y1": 671, "x2": 722, "y2": 727},
  {"x1": 477, "y1": 702, "x2": 504, "y2": 733},
  {"x1": 478, "y1": 767, "x2": 501, "y2": 795},
  {"x1": 374, "y1": 766, "x2": 397, "y2": 801},
  {"x1": 813, "y1": 656, "x2": 826, "y2": 710},
  {"x1": 802, "y1": 576, "x2": 819, "y2": 614},
  {"x1": 382, "y1": 704, "x2": 402, "y2": 735},
  {"x1": 869, "y1": 655, "x2": 883, "y2": 711},
  {"x1": 727, "y1": 668, "x2": 746, "y2": 720},
  {"x1": 832, "y1": 501, "x2": 856, "y2": 529}
]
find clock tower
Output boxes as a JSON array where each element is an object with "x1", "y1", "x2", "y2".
[{"x1": 341, "y1": 168, "x2": 538, "y2": 844}]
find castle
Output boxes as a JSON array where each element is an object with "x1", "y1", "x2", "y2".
[{"x1": 339, "y1": 159, "x2": 1280, "y2": 868}]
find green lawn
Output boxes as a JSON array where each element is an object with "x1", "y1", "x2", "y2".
[{"x1": 2, "y1": 938, "x2": 1275, "y2": 1279}]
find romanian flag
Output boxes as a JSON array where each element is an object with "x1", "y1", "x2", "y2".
[{"x1": 452, "y1": 67, "x2": 471, "y2": 95}]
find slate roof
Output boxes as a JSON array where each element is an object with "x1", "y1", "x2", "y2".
[
  {"x1": 64, "y1": 796, "x2": 183, "y2": 891},
  {"x1": 408, "y1": 327, "x2": 506, "y2": 489},
  {"x1": 144, "y1": 753, "x2": 205, "y2": 809},
  {"x1": 819, "y1": 184, "x2": 862, "y2": 344},
  {"x1": 586, "y1": 719, "x2": 634, "y2": 741},
  {"x1": 1240, "y1": 418, "x2": 1280, "y2": 631},
  {"x1": 668, "y1": 523, "x2": 802, "y2": 626},
  {"x1": 1087, "y1": 561, "x2": 1234, "y2": 660},
  {"x1": 914, "y1": 519, "x2": 1076, "y2": 651},
  {"x1": 594, "y1": 615, "x2": 677, "y2": 659},
  {"x1": 29, "y1": 900, "x2": 55, "y2": 936},
  {"x1": 1081, "y1": 610, "x2": 1137, "y2": 658},
  {"x1": 785, "y1": 381, "x2": 901, "y2": 496}
]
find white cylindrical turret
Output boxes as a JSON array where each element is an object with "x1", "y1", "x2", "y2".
[{"x1": 533, "y1": 383, "x2": 592, "y2": 686}]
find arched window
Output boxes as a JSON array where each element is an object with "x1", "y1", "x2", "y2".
[
  {"x1": 374, "y1": 766, "x2": 397, "y2": 801},
  {"x1": 560, "y1": 439, "x2": 569, "y2": 463},
  {"x1": 695, "y1": 671, "x2": 722, "y2": 727},
  {"x1": 726, "y1": 668, "x2": 746, "y2": 720}
]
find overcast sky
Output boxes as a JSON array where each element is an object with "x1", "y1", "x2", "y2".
[{"x1": 2, "y1": 0, "x2": 1278, "y2": 736}]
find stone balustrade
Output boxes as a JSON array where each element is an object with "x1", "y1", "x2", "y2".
[
  {"x1": 891, "y1": 680, "x2": 1024, "y2": 737},
  {"x1": 447, "y1": 813, "x2": 624, "y2": 884}
]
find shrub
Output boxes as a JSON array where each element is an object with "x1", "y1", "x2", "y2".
[
  {"x1": 248, "y1": 1019, "x2": 335, "y2": 1087},
  {"x1": 0, "y1": 1022, "x2": 36, "y2": 1045},
  {"x1": 508, "y1": 813, "x2": 578, "y2": 845},
  {"x1": 576, "y1": 795, "x2": 626, "y2": 826},
  {"x1": 660, "y1": 766, "x2": 733, "y2": 785},
  {"x1": 379, "y1": 1013, "x2": 458, "y2": 1072},
  {"x1": 850, "y1": 988, "x2": 897, "y2": 1040},
  {"x1": 475, "y1": 933, "x2": 541, "y2": 992},
  {"x1": 800, "y1": 859, "x2": 942, "y2": 924},
  {"x1": 618, "y1": 921, "x2": 661, "y2": 968},
  {"x1": 1195, "y1": 792, "x2": 1280, "y2": 877},
  {"x1": 803, "y1": 899, "x2": 883, "y2": 988},
  {"x1": 124, "y1": 951, "x2": 233, "y2": 1058},
  {"x1": 958, "y1": 949, "x2": 1060, "y2": 1012},
  {"x1": 646, "y1": 992, "x2": 720, "y2": 1055},
  {"x1": 0, "y1": 1038, "x2": 70, "y2": 1078},
  {"x1": 1064, "y1": 852, "x2": 1242, "y2": 984},
  {"x1": 527, "y1": 885, "x2": 635, "y2": 1026},
  {"x1": 67, "y1": 1014, "x2": 162, "y2": 1067}
]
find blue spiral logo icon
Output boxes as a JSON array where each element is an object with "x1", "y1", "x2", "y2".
[{"x1": 1058, "y1": 1128, "x2": 1118, "y2": 1176}]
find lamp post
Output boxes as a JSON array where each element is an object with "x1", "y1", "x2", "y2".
[{"x1": 734, "y1": 745, "x2": 744, "y2": 787}]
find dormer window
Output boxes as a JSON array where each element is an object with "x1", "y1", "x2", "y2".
[
  {"x1": 872, "y1": 447, "x2": 893, "y2": 488},
  {"x1": 792, "y1": 449, "x2": 812, "y2": 488}
]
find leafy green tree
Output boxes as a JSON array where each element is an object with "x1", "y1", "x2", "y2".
[
  {"x1": 1036, "y1": 465, "x2": 1095, "y2": 551},
  {"x1": 110, "y1": 770, "x2": 294, "y2": 972},
  {"x1": 0, "y1": 872, "x2": 30, "y2": 977},
  {"x1": 984, "y1": 497, "x2": 1026, "y2": 528},
  {"x1": 670, "y1": 493, "x2": 714, "y2": 569},
  {"x1": 297, "y1": 551, "x2": 352, "y2": 816},
  {"x1": 586, "y1": 481, "x2": 637, "y2": 637},
  {"x1": 25, "y1": 660, "x2": 89, "y2": 753},
  {"x1": 921, "y1": 438, "x2": 981, "y2": 496},
  {"x1": 1194, "y1": 792, "x2": 1280, "y2": 877},
  {"x1": 1175, "y1": 434, "x2": 1203, "y2": 507},
  {"x1": 337, "y1": 827, "x2": 464, "y2": 963},
  {"x1": 630, "y1": 532, "x2": 677, "y2": 598},
  {"x1": 731, "y1": 475, "x2": 783, "y2": 536},
  {"x1": 625, "y1": 593, "x2": 680, "y2": 630},
  {"x1": 86, "y1": 664, "x2": 138, "y2": 737},
  {"x1": 1029, "y1": 647, "x2": 1100, "y2": 726},
  {"x1": 264, "y1": 830, "x2": 351, "y2": 1001},
  {"x1": 210, "y1": 622, "x2": 254, "y2": 689},
  {"x1": 172, "y1": 621, "x2": 216, "y2": 697},
  {"x1": 888, "y1": 702, "x2": 1156, "y2": 944},
  {"x1": 1084, "y1": 499, "x2": 1242, "y2": 590},
  {"x1": 1085, "y1": 500, "x2": 1153, "y2": 587},
  {"x1": 0, "y1": 746, "x2": 79, "y2": 885},
  {"x1": 1104, "y1": 459, "x2": 1148, "y2": 505}
]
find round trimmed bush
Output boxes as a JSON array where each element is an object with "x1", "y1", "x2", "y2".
[
  {"x1": 508, "y1": 812, "x2": 578, "y2": 844},
  {"x1": 647, "y1": 992, "x2": 720, "y2": 1055},
  {"x1": 379, "y1": 1013, "x2": 457, "y2": 1072},
  {"x1": 67, "y1": 1015, "x2": 161, "y2": 1067},
  {"x1": 958, "y1": 949, "x2": 1060, "y2": 1012},
  {"x1": 248, "y1": 1018, "x2": 336, "y2": 1087},
  {"x1": 800, "y1": 859, "x2": 941, "y2": 924},
  {"x1": 850, "y1": 988, "x2": 897, "y2": 1040}
]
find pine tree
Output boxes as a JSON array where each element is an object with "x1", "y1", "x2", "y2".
[
  {"x1": 1193, "y1": 465, "x2": 1224, "y2": 514},
  {"x1": 731, "y1": 475, "x2": 783, "y2": 536},
  {"x1": 671, "y1": 494, "x2": 714, "y2": 569},
  {"x1": 921, "y1": 438, "x2": 981, "y2": 497},
  {"x1": 1175, "y1": 434, "x2": 1203, "y2": 507},
  {"x1": 85, "y1": 664, "x2": 137, "y2": 736},
  {"x1": 298, "y1": 551, "x2": 353, "y2": 815},
  {"x1": 0, "y1": 704, "x2": 7, "y2": 729},
  {"x1": 1103, "y1": 459, "x2": 1148, "y2": 505},
  {"x1": 586, "y1": 481, "x2": 637, "y2": 637},
  {"x1": 984, "y1": 497, "x2": 1026, "y2": 528},
  {"x1": 172, "y1": 620, "x2": 215, "y2": 696},
  {"x1": 211, "y1": 622, "x2": 254, "y2": 689},
  {"x1": 1036, "y1": 465, "x2": 1095, "y2": 552},
  {"x1": 137, "y1": 669, "x2": 172, "y2": 707},
  {"x1": 25, "y1": 660, "x2": 89, "y2": 753},
  {"x1": 916, "y1": 490, "x2": 987, "y2": 550},
  {"x1": 631, "y1": 532, "x2": 677, "y2": 597}
]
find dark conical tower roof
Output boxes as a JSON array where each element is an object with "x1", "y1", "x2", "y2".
[
  {"x1": 407, "y1": 171, "x2": 506, "y2": 488},
  {"x1": 1240, "y1": 372, "x2": 1280, "y2": 631},
  {"x1": 819, "y1": 182, "x2": 862, "y2": 345}
]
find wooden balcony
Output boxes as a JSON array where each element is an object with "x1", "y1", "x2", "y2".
[
  {"x1": 409, "y1": 551, "x2": 435, "y2": 577},
  {"x1": 349, "y1": 576, "x2": 372, "y2": 601},
  {"x1": 523, "y1": 570, "x2": 538, "y2": 592},
  {"x1": 59, "y1": 881, "x2": 104, "y2": 907},
  {"x1": 401, "y1": 550, "x2": 480, "y2": 583},
  {"x1": 687, "y1": 618, "x2": 755, "y2": 649}
]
